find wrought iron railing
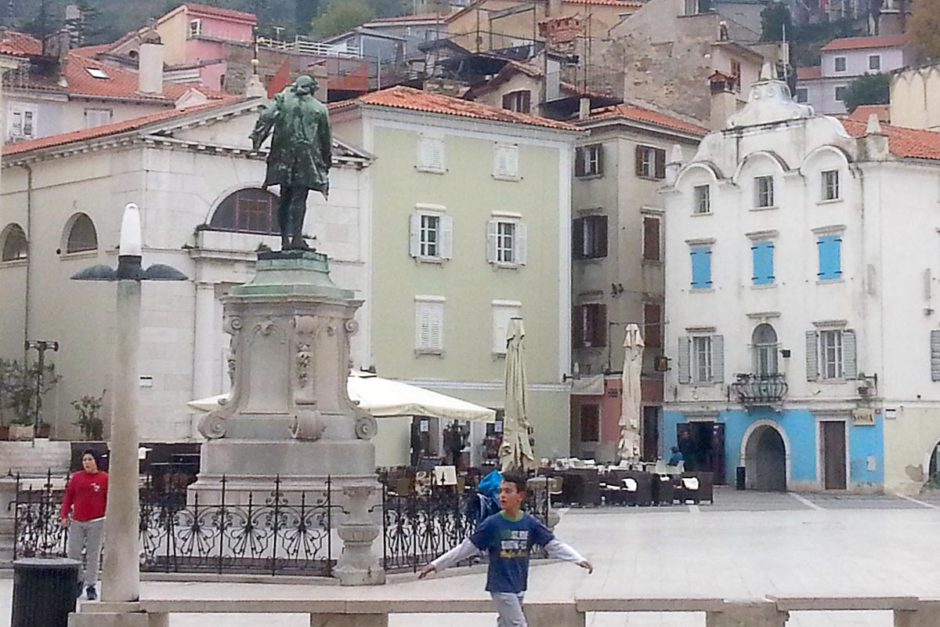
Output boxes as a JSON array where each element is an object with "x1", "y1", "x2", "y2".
[{"x1": 731, "y1": 373, "x2": 788, "y2": 405}]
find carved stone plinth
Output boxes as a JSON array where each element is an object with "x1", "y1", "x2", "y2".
[{"x1": 334, "y1": 484, "x2": 385, "y2": 586}]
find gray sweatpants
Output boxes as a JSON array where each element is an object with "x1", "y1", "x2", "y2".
[
  {"x1": 491, "y1": 592, "x2": 527, "y2": 627},
  {"x1": 67, "y1": 518, "x2": 104, "y2": 586}
]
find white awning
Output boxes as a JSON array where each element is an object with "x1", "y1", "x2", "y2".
[{"x1": 188, "y1": 371, "x2": 497, "y2": 423}]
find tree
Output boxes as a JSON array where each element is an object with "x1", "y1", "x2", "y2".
[
  {"x1": 911, "y1": 0, "x2": 940, "y2": 60},
  {"x1": 310, "y1": 0, "x2": 373, "y2": 39},
  {"x1": 20, "y1": 0, "x2": 60, "y2": 42},
  {"x1": 760, "y1": 3, "x2": 793, "y2": 42},
  {"x1": 842, "y1": 73, "x2": 890, "y2": 113},
  {"x1": 295, "y1": 0, "x2": 320, "y2": 35}
]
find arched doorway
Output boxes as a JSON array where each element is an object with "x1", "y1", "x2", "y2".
[{"x1": 744, "y1": 424, "x2": 787, "y2": 491}]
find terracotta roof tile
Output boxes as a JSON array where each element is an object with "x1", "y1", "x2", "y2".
[
  {"x1": 841, "y1": 118, "x2": 940, "y2": 162},
  {"x1": 797, "y1": 66, "x2": 821, "y2": 80},
  {"x1": 3, "y1": 100, "x2": 240, "y2": 157},
  {"x1": 335, "y1": 85, "x2": 578, "y2": 131},
  {"x1": 184, "y1": 3, "x2": 258, "y2": 23},
  {"x1": 821, "y1": 34, "x2": 909, "y2": 52},
  {"x1": 0, "y1": 31, "x2": 41, "y2": 57},
  {"x1": 584, "y1": 104, "x2": 708, "y2": 136},
  {"x1": 846, "y1": 104, "x2": 890, "y2": 123}
]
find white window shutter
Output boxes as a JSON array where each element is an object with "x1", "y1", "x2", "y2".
[
  {"x1": 486, "y1": 220, "x2": 498, "y2": 263},
  {"x1": 418, "y1": 137, "x2": 429, "y2": 168},
  {"x1": 806, "y1": 331, "x2": 819, "y2": 381},
  {"x1": 430, "y1": 303, "x2": 444, "y2": 351},
  {"x1": 930, "y1": 330, "x2": 940, "y2": 382},
  {"x1": 678, "y1": 336, "x2": 690, "y2": 384},
  {"x1": 711, "y1": 334, "x2": 724, "y2": 383},
  {"x1": 842, "y1": 329, "x2": 857, "y2": 379},
  {"x1": 415, "y1": 303, "x2": 429, "y2": 350},
  {"x1": 430, "y1": 138, "x2": 445, "y2": 171},
  {"x1": 409, "y1": 213, "x2": 421, "y2": 257},
  {"x1": 439, "y1": 215, "x2": 454, "y2": 260},
  {"x1": 515, "y1": 222, "x2": 527, "y2": 265},
  {"x1": 494, "y1": 144, "x2": 507, "y2": 177}
]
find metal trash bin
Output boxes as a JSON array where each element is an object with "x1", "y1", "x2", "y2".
[
  {"x1": 12, "y1": 557, "x2": 81, "y2": 627},
  {"x1": 736, "y1": 466, "x2": 746, "y2": 491}
]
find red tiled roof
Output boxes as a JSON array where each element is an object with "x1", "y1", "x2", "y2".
[
  {"x1": 332, "y1": 85, "x2": 578, "y2": 131},
  {"x1": 585, "y1": 104, "x2": 708, "y2": 136},
  {"x1": 797, "y1": 66, "x2": 821, "y2": 80},
  {"x1": 841, "y1": 119, "x2": 940, "y2": 162},
  {"x1": 184, "y1": 3, "x2": 258, "y2": 24},
  {"x1": 821, "y1": 34, "x2": 909, "y2": 52},
  {"x1": 3, "y1": 100, "x2": 243, "y2": 157},
  {"x1": 0, "y1": 31, "x2": 41, "y2": 57},
  {"x1": 846, "y1": 104, "x2": 890, "y2": 123}
]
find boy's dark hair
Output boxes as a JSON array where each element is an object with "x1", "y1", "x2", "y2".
[
  {"x1": 81, "y1": 449, "x2": 101, "y2": 466},
  {"x1": 501, "y1": 471, "x2": 528, "y2": 494}
]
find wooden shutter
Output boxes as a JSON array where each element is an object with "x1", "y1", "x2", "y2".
[
  {"x1": 644, "y1": 303, "x2": 662, "y2": 348},
  {"x1": 842, "y1": 329, "x2": 857, "y2": 379},
  {"x1": 485, "y1": 220, "x2": 498, "y2": 263},
  {"x1": 430, "y1": 303, "x2": 444, "y2": 351},
  {"x1": 594, "y1": 304, "x2": 607, "y2": 347},
  {"x1": 572, "y1": 306, "x2": 583, "y2": 349},
  {"x1": 643, "y1": 217, "x2": 660, "y2": 261},
  {"x1": 416, "y1": 302, "x2": 431, "y2": 349},
  {"x1": 515, "y1": 222, "x2": 527, "y2": 265},
  {"x1": 575, "y1": 147, "x2": 585, "y2": 176},
  {"x1": 678, "y1": 336, "x2": 691, "y2": 384},
  {"x1": 805, "y1": 331, "x2": 819, "y2": 381},
  {"x1": 572, "y1": 217, "x2": 584, "y2": 259},
  {"x1": 520, "y1": 90, "x2": 531, "y2": 113},
  {"x1": 409, "y1": 213, "x2": 421, "y2": 257},
  {"x1": 597, "y1": 215, "x2": 608, "y2": 258},
  {"x1": 596, "y1": 144, "x2": 604, "y2": 175},
  {"x1": 635, "y1": 145, "x2": 644, "y2": 177},
  {"x1": 711, "y1": 334, "x2": 724, "y2": 383},
  {"x1": 502, "y1": 93, "x2": 513, "y2": 110},
  {"x1": 654, "y1": 148, "x2": 666, "y2": 179},
  {"x1": 931, "y1": 330, "x2": 940, "y2": 381},
  {"x1": 439, "y1": 215, "x2": 454, "y2": 260}
]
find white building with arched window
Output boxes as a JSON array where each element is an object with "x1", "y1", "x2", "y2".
[
  {"x1": 0, "y1": 98, "x2": 373, "y2": 442},
  {"x1": 663, "y1": 66, "x2": 940, "y2": 494}
]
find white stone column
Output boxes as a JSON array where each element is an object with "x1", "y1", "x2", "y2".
[
  {"x1": 102, "y1": 279, "x2": 141, "y2": 603},
  {"x1": 191, "y1": 281, "x2": 217, "y2": 400}
]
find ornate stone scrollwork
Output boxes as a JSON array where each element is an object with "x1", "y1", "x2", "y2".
[
  {"x1": 291, "y1": 408, "x2": 325, "y2": 441},
  {"x1": 344, "y1": 319, "x2": 359, "y2": 336},
  {"x1": 354, "y1": 412, "x2": 378, "y2": 440},
  {"x1": 296, "y1": 343, "x2": 311, "y2": 388},
  {"x1": 198, "y1": 410, "x2": 228, "y2": 439}
]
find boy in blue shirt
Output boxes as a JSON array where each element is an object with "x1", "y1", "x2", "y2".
[{"x1": 419, "y1": 471, "x2": 592, "y2": 626}]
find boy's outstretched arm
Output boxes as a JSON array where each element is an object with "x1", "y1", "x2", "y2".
[
  {"x1": 419, "y1": 539, "x2": 482, "y2": 579},
  {"x1": 545, "y1": 539, "x2": 593, "y2": 574}
]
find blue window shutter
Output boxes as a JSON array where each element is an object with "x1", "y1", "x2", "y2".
[
  {"x1": 691, "y1": 246, "x2": 712, "y2": 289},
  {"x1": 752, "y1": 242, "x2": 774, "y2": 286},
  {"x1": 705, "y1": 249, "x2": 712, "y2": 286},
  {"x1": 818, "y1": 236, "x2": 842, "y2": 281}
]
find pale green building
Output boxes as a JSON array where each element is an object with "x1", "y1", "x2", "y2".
[{"x1": 330, "y1": 86, "x2": 580, "y2": 467}]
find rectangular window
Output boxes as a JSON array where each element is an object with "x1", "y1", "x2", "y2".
[
  {"x1": 795, "y1": 88, "x2": 808, "y2": 103},
  {"x1": 635, "y1": 145, "x2": 666, "y2": 179},
  {"x1": 835, "y1": 86, "x2": 847, "y2": 102},
  {"x1": 751, "y1": 241, "x2": 775, "y2": 286},
  {"x1": 487, "y1": 219, "x2": 527, "y2": 266},
  {"x1": 501, "y1": 90, "x2": 531, "y2": 113},
  {"x1": 819, "y1": 329, "x2": 843, "y2": 379},
  {"x1": 868, "y1": 54, "x2": 881, "y2": 70},
  {"x1": 573, "y1": 303, "x2": 607, "y2": 348},
  {"x1": 415, "y1": 298, "x2": 445, "y2": 353},
  {"x1": 580, "y1": 405, "x2": 600, "y2": 442},
  {"x1": 496, "y1": 221, "x2": 515, "y2": 264},
  {"x1": 84, "y1": 108, "x2": 112, "y2": 129},
  {"x1": 492, "y1": 301, "x2": 522, "y2": 354},
  {"x1": 642, "y1": 216, "x2": 661, "y2": 262},
  {"x1": 690, "y1": 245, "x2": 712, "y2": 289},
  {"x1": 643, "y1": 302, "x2": 662, "y2": 349},
  {"x1": 692, "y1": 336, "x2": 713, "y2": 383},
  {"x1": 755, "y1": 176, "x2": 775, "y2": 208},
  {"x1": 822, "y1": 170, "x2": 840, "y2": 201},
  {"x1": 188, "y1": 19, "x2": 202, "y2": 37},
  {"x1": 575, "y1": 144, "x2": 603, "y2": 177},
  {"x1": 572, "y1": 215, "x2": 608, "y2": 259},
  {"x1": 693, "y1": 185, "x2": 711, "y2": 214},
  {"x1": 409, "y1": 209, "x2": 453, "y2": 260},
  {"x1": 834, "y1": 56, "x2": 846, "y2": 72},
  {"x1": 817, "y1": 235, "x2": 843, "y2": 281},
  {"x1": 493, "y1": 143, "x2": 519, "y2": 179},
  {"x1": 420, "y1": 214, "x2": 440, "y2": 257},
  {"x1": 417, "y1": 135, "x2": 446, "y2": 173},
  {"x1": 8, "y1": 104, "x2": 37, "y2": 141}
]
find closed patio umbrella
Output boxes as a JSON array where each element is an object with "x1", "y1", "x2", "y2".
[
  {"x1": 619, "y1": 323, "x2": 644, "y2": 462},
  {"x1": 500, "y1": 318, "x2": 536, "y2": 472}
]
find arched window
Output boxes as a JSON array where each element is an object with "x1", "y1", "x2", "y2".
[
  {"x1": 209, "y1": 188, "x2": 280, "y2": 235},
  {"x1": 1, "y1": 223, "x2": 27, "y2": 261},
  {"x1": 752, "y1": 323, "x2": 778, "y2": 377},
  {"x1": 65, "y1": 213, "x2": 98, "y2": 253}
]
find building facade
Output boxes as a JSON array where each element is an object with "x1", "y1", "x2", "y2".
[
  {"x1": 568, "y1": 104, "x2": 706, "y2": 462},
  {"x1": 330, "y1": 86, "x2": 579, "y2": 465},
  {"x1": 890, "y1": 63, "x2": 940, "y2": 132},
  {"x1": 663, "y1": 67, "x2": 940, "y2": 493}
]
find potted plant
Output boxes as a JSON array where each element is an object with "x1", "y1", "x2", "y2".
[
  {"x1": 72, "y1": 391, "x2": 105, "y2": 441},
  {"x1": 0, "y1": 360, "x2": 60, "y2": 440}
]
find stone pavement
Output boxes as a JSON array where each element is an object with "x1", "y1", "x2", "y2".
[{"x1": 6, "y1": 488, "x2": 940, "y2": 627}]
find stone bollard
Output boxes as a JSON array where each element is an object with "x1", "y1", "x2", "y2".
[
  {"x1": 705, "y1": 601, "x2": 789, "y2": 627},
  {"x1": 894, "y1": 608, "x2": 940, "y2": 627},
  {"x1": 334, "y1": 484, "x2": 385, "y2": 586}
]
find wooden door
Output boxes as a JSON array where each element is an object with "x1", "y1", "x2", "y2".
[{"x1": 822, "y1": 421, "x2": 847, "y2": 490}]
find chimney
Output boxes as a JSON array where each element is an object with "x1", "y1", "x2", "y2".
[
  {"x1": 578, "y1": 97, "x2": 591, "y2": 120},
  {"x1": 709, "y1": 74, "x2": 737, "y2": 130},
  {"x1": 863, "y1": 113, "x2": 889, "y2": 161},
  {"x1": 138, "y1": 28, "x2": 164, "y2": 96}
]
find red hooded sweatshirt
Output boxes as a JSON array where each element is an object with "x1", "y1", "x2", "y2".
[{"x1": 60, "y1": 470, "x2": 108, "y2": 522}]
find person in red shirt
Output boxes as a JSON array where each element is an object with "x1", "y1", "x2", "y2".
[{"x1": 60, "y1": 449, "x2": 108, "y2": 600}]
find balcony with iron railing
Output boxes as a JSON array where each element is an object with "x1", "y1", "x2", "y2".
[{"x1": 731, "y1": 373, "x2": 788, "y2": 406}]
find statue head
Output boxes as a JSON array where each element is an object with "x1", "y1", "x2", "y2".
[{"x1": 293, "y1": 75, "x2": 318, "y2": 97}]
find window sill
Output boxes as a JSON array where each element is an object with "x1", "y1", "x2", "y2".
[
  {"x1": 415, "y1": 166, "x2": 446, "y2": 175},
  {"x1": 690, "y1": 287, "x2": 714, "y2": 293},
  {"x1": 413, "y1": 256, "x2": 447, "y2": 265},
  {"x1": 59, "y1": 250, "x2": 98, "y2": 260},
  {"x1": 636, "y1": 175, "x2": 666, "y2": 183},
  {"x1": 815, "y1": 378, "x2": 848, "y2": 385},
  {"x1": 642, "y1": 258, "x2": 663, "y2": 265},
  {"x1": 575, "y1": 257, "x2": 606, "y2": 264},
  {"x1": 690, "y1": 211, "x2": 712, "y2": 217},
  {"x1": 415, "y1": 349, "x2": 445, "y2": 357},
  {"x1": 816, "y1": 278, "x2": 845, "y2": 285},
  {"x1": 0, "y1": 258, "x2": 27, "y2": 268},
  {"x1": 750, "y1": 205, "x2": 779, "y2": 212},
  {"x1": 817, "y1": 198, "x2": 844, "y2": 206},
  {"x1": 751, "y1": 283, "x2": 777, "y2": 290},
  {"x1": 492, "y1": 173, "x2": 521, "y2": 182},
  {"x1": 490, "y1": 262, "x2": 523, "y2": 270},
  {"x1": 575, "y1": 173, "x2": 603, "y2": 180}
]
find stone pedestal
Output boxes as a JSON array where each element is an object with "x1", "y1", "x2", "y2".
[
  {"x1": 705, "y1": 603, "x2": 789, "y2": 627},
  {"x1": 190, "y1": 251, "x2": 383, "y2": 584}
]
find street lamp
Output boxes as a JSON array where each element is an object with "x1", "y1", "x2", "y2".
[
  {"x1": 71, "y1": 203, "x2": 186, "y2": 604},
  {"x1": 24, "y1": 339, "x2": 58, "y2": 441}
]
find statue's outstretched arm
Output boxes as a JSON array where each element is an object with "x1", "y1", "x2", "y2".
[{"x1": 250, "y1": 100, "x2": 279, "y2": 150}]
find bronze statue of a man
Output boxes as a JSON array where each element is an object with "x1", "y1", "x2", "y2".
[{"x1": 250, "y1": 75, "x2": 332, "y2": 252}]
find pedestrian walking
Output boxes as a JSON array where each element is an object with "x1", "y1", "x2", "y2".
[
  {"x1": 60, "y1": 449, "x2": 108, "y2": 601},
  {"x1": 419, "y1": 470, "x2": 592, "y2": 626}
]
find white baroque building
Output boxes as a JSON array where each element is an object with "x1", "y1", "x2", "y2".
[{"x1": 662, "y1": 66, "x2": 940, "y2": 494}]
